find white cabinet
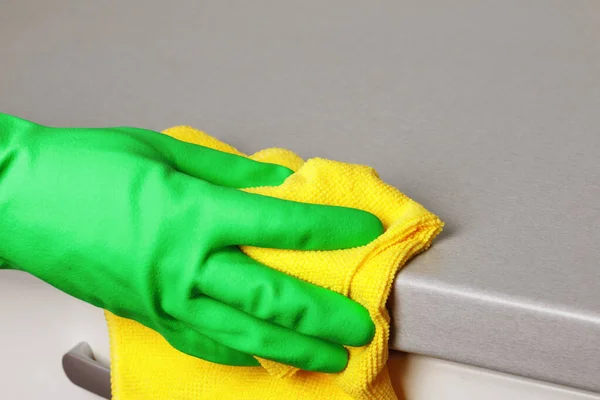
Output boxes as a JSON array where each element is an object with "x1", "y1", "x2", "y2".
[
  {"x1": 0, "y1": 270, "x2": 109, "y2": 399},
  {"x1": 389, "y1": 353, "x2": 600, "y2": 400},
  {"x1": 2, "y1": 270, "x2": 599, "y2": 399}
]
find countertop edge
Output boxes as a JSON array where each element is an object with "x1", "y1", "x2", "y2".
[{"x1": 388, "y1": 274, "x2": 600, "y2": 393}]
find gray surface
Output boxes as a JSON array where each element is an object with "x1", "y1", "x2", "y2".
[{"x1": 1, "y1": 0, "x2": 599, "y2": 392}]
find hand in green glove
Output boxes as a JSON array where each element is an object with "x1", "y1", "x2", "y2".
[{"x1": 0, "y1": 114, "x2": 384, "y2": 372}]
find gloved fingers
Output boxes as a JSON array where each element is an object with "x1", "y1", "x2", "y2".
[
  {"x1": 160, "y1": 321, "x2": 260, "y2": 367},
  {"x1": 0, "y1": 118, "x2": 293, "y2": 189},
  {"x1": 173, "y1": 296, "x2": 350, "y2": 373},
  {"x1": 205, "y1": 185, "x2": 384, "y2": 250},
  {"x1": 196, "y1": 247, "x2": 375, "y2": 347},
  {"x1": 120, "y1": 127, "x2": 294, "y2": 188}
]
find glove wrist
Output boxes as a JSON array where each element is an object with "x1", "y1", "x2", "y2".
[{"x1": 0, "y1": 114, "x2": 33, "y2": 271}]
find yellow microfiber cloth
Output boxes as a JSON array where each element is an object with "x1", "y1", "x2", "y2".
[{"x1": 105, "y1": 126, "x2": 443, "y2": 400}]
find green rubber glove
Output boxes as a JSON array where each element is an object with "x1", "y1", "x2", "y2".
[{"x1": 0, "y1": 114, "x2": 384, "y2": 372}]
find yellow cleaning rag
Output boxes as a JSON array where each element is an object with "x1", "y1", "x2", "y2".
[{"x1": 105, "y1": 126, "x2": 443, "y2": 400}]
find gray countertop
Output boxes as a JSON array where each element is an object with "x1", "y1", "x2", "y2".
[{"x1": 2, "y1": 0, "x2": 599, "y2": 393}]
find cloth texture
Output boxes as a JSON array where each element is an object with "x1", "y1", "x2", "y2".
[{"x1": 105, "y1": 126, "x2": 443, "y2": 400}]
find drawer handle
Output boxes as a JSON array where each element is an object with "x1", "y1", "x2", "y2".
[{"x1": 62, "y1": 342, "x2": 111, "y2": 399}]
